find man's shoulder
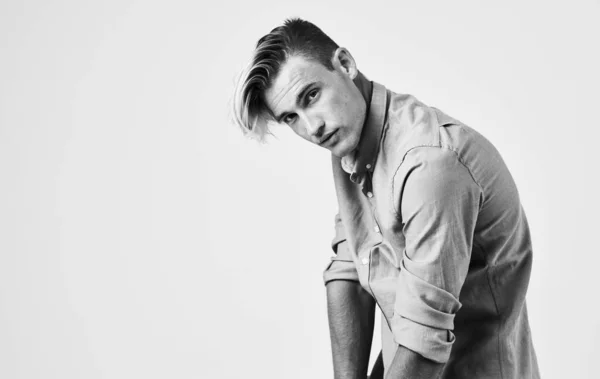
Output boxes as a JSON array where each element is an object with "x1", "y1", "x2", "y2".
[
  {"x1": 379, "y1": 91, "x2": 442, "y2": 167},
  {"x1": 380, "y1": 91, "x2": 492, "y2": 165}
]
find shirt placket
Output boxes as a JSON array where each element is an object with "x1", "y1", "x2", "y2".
[{"x1": 358, "y1": 169, "x2": 383, "y2": 269}]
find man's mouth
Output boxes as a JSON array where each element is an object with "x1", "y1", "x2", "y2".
[{"x1": 320, "y1": 130, "x2": 337, "y2": 146}]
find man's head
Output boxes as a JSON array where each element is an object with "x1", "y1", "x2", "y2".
[{"x1": 232, "y1": 18, "x2": 367, "y2": 157}]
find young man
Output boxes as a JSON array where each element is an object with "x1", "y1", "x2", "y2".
[{"x1": 232, "y1": 18, "x2": 540, "y2": 379}]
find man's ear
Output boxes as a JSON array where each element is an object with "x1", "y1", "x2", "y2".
[{"x1": 332, "y1": 47, "x2": 358, "y2": 79}]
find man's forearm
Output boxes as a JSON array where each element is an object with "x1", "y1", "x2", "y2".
[
  {"x1": 385, "y1": 344, "x2": 445, "y2": 379},
  {"x1": 326, "y1": 280, "x2": 376, "y2": 379}
]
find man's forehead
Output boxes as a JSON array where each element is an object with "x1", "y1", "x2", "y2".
[{"x1": 264, "y1": 56, "x2": 322, "y2": 116}]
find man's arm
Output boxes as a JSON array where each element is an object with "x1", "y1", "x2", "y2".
[
  {"x1": 384, "y1": 345, "x2": 444, "y2": 379},
  {"x1": 323, "y1": 211, "x2": 376, "y2": 379},
  {"x1": 387, "y1": 147, "x2": 482, "y2": 376},
  {"x1": 326, "y1": 277, "x2": 376, "y2": 379}
]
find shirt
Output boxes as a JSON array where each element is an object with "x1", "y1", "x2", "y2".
[{"x1": 323, "y1": 74, "x2": 540, "y2": 378}]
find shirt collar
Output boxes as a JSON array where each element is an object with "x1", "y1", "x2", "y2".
[{"x1": 342, "y1": 73, "x2": 387, "y2": 184}]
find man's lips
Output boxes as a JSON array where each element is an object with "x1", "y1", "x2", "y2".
[{"x1": 319, "y1": 130, "x2": 338, "y2": 146}]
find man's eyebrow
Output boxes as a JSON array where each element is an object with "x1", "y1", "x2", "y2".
[{"x1": 274, "y1": 81, "x2": 316, "y2": 122}]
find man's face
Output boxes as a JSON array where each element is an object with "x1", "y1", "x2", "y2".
[{"x1": 263, "y1": 52, "x2": 367, "y2": 157}]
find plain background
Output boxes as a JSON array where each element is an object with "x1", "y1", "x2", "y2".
[{"x1": 1, "y1": 0, "x2": 599, "y2": 378}]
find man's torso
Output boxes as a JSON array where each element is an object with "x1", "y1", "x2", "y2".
[{"x1": 328, "y1": 81, "x2": 540, "y2": 378}]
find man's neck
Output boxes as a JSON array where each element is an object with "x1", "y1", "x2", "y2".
[{"x1": 353, "y1": 71, "x2": 372, "y2": 104}]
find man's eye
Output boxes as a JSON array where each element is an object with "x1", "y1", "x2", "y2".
[
  {"x1": 306, "y1": 88, "x2": 319, "y2": 103},
  {"x1": 283, "y1": 114, "x2": 297, "y2": 124}
]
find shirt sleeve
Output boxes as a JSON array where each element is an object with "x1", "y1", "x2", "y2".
[
  {"x1": 322, "y1": 212, "x2": 360, "y2": 285},
  {"x1": 391, "y1": 146, "x2": 482, "y2": 363}
]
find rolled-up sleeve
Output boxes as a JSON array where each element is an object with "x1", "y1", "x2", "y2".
[
  {"x1": 322, "y1": 212, "x2": 360, "y2": 285},
  {"x1": 391, "y1": 147, "x2": 482, "y2": 363}
]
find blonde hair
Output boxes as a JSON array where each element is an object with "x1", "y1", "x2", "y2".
[{"x1": 231, "y1": 18, "x2": 338, "y2": 142}]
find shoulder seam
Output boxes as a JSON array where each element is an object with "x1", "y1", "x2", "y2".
[{"x1": 390, "y1": 145, "x2": 485, "y2": 219}]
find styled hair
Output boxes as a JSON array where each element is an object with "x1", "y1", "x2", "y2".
[{"x1": 231, "y1": 18, "x2": 339, "y2": 142}]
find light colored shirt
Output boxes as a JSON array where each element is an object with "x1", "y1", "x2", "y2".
[{"x1": 323, "y1": 75, "x2": 540, "y2": 378}]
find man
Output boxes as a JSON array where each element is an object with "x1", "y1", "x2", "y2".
[{"x1": 232, "y1": 18, "x2": 540, "y2": 379}]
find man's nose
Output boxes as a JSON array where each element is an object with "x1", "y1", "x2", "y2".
[{"x1": 304, "y1": 114, "x2": 325, "y2": 139}]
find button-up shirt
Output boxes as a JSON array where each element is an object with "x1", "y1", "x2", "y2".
[{"x1": 323, "y1": 75, "x2": 540, "y2": 378}]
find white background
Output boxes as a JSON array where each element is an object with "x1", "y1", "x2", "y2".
[{"x1": 1, "y1": 0, "x2": 599, "y2": 378}]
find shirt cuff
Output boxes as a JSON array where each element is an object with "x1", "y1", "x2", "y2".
[
  {"x1": 391, "y1": 259, "x2": 462, "y2": 363},
  {"x1": 390, "y1": 314, "x2": 456, "y2": 363},
  {"x1": 323, "y1": 240, "x2": 359, "y2": 285},
  {"x1": 395, "y1": 259, "x2": 462, "y2": 330}
]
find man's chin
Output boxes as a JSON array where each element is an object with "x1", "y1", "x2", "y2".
[
  {"x1": 329, "y1": 142, "x2": 348, "y2": 157},
  {"x1": 330, "y1": 136, "x2": 358, "y2": 158}
]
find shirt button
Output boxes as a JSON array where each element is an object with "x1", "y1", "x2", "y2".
[
  {"x1": 361, "y1": 257, "x2": 369, "y2": 265},
  {"x1": 367, "y1": 192, "x2": 373, "y2": 198},
  {"x1": 374, "y1": 225, "x2": 380, "y2": 233},
  {"x1": 366, "y1": 164, "x2": 372, "y2": 170}
]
